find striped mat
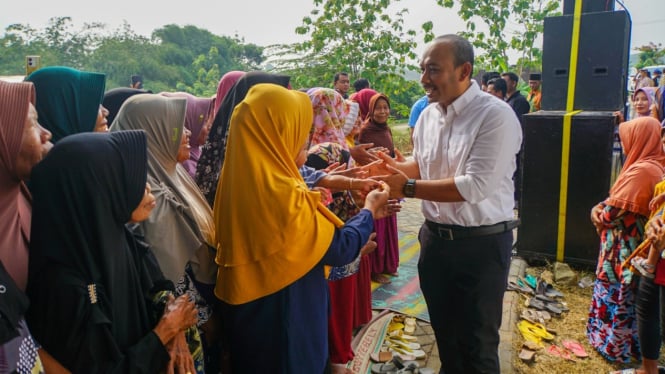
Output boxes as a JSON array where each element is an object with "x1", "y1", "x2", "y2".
[{"x1": 371, "y1": 232, "x2": 430, "y2": 322}]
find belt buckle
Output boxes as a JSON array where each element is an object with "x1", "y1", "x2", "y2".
[{"x1": 438, "y1": 227, "x2": 454, "y2": 240}]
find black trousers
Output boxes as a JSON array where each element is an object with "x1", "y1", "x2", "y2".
[
  {"x1": 636, "y1": 276, "x2": 665, "y2": 360},
  {"x1": 418, "y1": 222, "x2": 513, "y2": 374}
]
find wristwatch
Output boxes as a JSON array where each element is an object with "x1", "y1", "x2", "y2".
[{"x1": 403, "y1": 179, "x2": 416, "y2": 198}]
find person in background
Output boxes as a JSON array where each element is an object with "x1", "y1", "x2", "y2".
[
  {"x1": 636, "y1": 69, "x2": 656, "y2": 90},
  {"x1": 160, "y1": 92, "x2": 215, "y2": 179},
  {"x1": 334, "y1": 72, "x2": 351, "y2": 99},
  {"x1": 487, "y1": 78, "x2": 507, "y2": 100},
  {"x1": 196, "y1": 71, "x2": 291, "y2": 206},
  {"x1": 26, "y1": 66, "x2": 108, "y2": 142},
  {"x1": 0, "y1": 80, "x2": 65, "y2": 373},
  {"x1": 377, "y1": 34, "x2": 522, "y2": 373},
  {"x1": 481, "y1": 71, "x2": 500, "y2": 92},
  {"x1": 111, "y1": 94, "x2": 218, "y2": 366},
  {"x1": 408, "y1": 95, "x2": 429, "y2": 145},
  {"x1": 527, "y1": 73, "x2": 542, "y2": 112},
  {"x1": 652, "y1": 69, "x2": 661, "y2": 87},
  {"x1": 353, "y1": 78, "x2": 370, "y2": 94},
  {"x1": 589, "y1": 117, "x2": 665, "y2": 363},
  {"x1": 103, "y1": 87, "x2": 152, "y2": 125},
  {"x1": 27, "y1": 131, "x2": 200, "y2": 373},
  {"x1": 358, "y1": 93, "x2": 400, "y2": 284},
  {"x1": 130, "y1": 74, "x2": 143, "y2": 89},
  {"x1": 501, "y1": 72, "x2": 531, "y2": 120},
  {"x1": 212, "y1": 71, "x2": 244, "y2": 119},
  {"x1": 214, "y1": 83, "x2": 389, "y2": 373}
]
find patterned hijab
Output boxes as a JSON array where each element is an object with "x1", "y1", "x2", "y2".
[
  {"x1": 111, "y1": 94, "x2": 216, "y2": 284},
  {"x1": 160, "y1": 92, "x2": 215, "y2": 179},
  {"x1": 196, "y1": 71, "x2": 291, "y2": 206},
  {"x1": 214, "y1": 84, "x2": 342, "y2": 304},
  {"x1": 0, "y1": 81, "x2": 35, "y2": 291},
  {"x1": 25, "y1": 66, "x2": 105, "y2": 143},
  {"x1": 307, "y1": 87, "x2": 351, "y2": 150},
  {"x1": 608, "y1": 117, "x2": 665, "y2": 216},
  {"x1": 213, "y1": 71, "x2": 244, "y2": 118}
]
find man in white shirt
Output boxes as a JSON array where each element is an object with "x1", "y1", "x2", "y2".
[{"x1": 378, "y1": 34, "x2": 522, "y2": 373}]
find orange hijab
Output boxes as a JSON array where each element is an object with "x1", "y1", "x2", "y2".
[
  {"x1": 213, "y1": 84, "x2": 342, "y2": 304},
  {"x1": 607, "y1": 117, "x2": 665, "y2": 216}
]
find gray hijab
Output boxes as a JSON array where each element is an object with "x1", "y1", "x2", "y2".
[{"x1": 110, "y1": 94, "x2": 216, "y2": 284}]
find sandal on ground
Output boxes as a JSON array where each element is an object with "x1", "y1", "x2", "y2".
[
  {"x1": 519, "y1": 348, "x2": 536, "y2": 362},
  {"x1": 562, "y1": 339, "x2": 588, "y2": 358},
  {"x1": 536, "y1": 279, "x2": 564, "y2": 298},
  {"x1": 371, "y1": 362, "x2": 397, "y2": 374},
  {"x1": 403, "y1": 317, "x2": 417, "y2": 334},
  {"x1": 507, "y1": 280, "x2": 535, "y2": 295},
  {"x1": 546, "y1": 344, "x2": 575, "y2": 361},
  {"x1": 370, "y1": 351, "x2": 394, "y2": 363},
  {"x1": 631, "y1": 257, "x2": 656, "y2": 279}
]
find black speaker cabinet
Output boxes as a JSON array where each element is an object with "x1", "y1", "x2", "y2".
[
  {"x1": 518, "y1": 111, "x2": 618, "y2": 266},
  {"x1": 541, "y1": 11, "x2": 631, "y2": 111},
  {"x1": 562, "y1": 0, "x2": 615, "y2": 15}
]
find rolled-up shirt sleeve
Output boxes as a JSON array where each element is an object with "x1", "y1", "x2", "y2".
[{"x1": 454, "y1": 106, "x2": 521, "y2": 204}]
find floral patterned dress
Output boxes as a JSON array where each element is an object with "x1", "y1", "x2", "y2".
[{"x1": 587, "y1": 205, "x2": 645, "y2": 363}]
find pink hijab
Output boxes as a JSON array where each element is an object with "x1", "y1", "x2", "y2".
[
  {"x1": 307, "y1": 87, "x2": 351, "y2": 150},
  {"x1": 350, "y1": 88, "x2": 378, "y2": 121},
  {"x1": 213, "y1": 71, "x2": 244, "y2": 118},
  {"x1": 0, "y1": 80, "x2": 35, "y2": 290},
  {"x1": 607, "y1": 117, "x2": 665, "y2": 216}
]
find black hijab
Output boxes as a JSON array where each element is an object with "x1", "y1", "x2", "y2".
[
  {"x1": 103, "y1": 87, "x2": 152, "y2": 125},
  {"x1": 195, "y1": 71, "x2": 290, "y2": 206},
  {"x1": 27, "y1": 131, "x2": 165, "y2": 370}
]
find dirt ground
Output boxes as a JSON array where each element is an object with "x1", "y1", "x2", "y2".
[{"x1": 511, "y1": 265, "x2": 665, "y2": 374}]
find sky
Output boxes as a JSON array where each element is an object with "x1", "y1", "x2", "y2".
[{"x1": 1, "y1": 0, "x2": 663, "y2": 63}]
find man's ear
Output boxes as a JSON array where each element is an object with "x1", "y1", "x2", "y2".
[{"x1": 459, "y1": 62, "x2": 473, "y2": 82}]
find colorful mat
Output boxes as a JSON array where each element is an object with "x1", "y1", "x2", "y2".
[{"x1": 371, "y1": 233, "x2": 430, "y2": 322}]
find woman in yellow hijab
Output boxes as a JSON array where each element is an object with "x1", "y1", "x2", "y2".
[{"x1": 214, "y1": 83, "x2": 389, "y2": 373}]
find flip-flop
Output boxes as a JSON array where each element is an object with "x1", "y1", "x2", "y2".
[
  {"x1": 388, "y1": 331, "x2": 418, "y2": 342},
  {"x1": 507, "y1": 280, "x2": 535, "y2": 295},
  {"x1": 524, "y1": 274, "x2": 538, "y2": 289},
  {"x1": 370, "y1": 351, "x2": 394, "y2": 363},
  {"x1": 518, "y1": 320, "x2": 554, "y2": 341},
  {"x1": 519, "y1": 348, "x2": 536, "y2": 362},
  {"x1": 517, "y1": 320, "x2": 544, "y2": 347},
  {"x1": 403, "y1": 317, "x2": 417, "y2": 334},
  {"x1": 371, "y1": 362, "x2": 397, "y2": 374},
  {"x1": 562, "y1": 339, "x2": 588, "y2": 358},
  {"x1": 546, "y1": 344, "x2": 575, "y2": 361}
]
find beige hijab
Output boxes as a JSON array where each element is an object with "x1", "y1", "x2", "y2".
[
  {"x1": 111, "y1": 94, "x2": 217, "y2": 284},
  {"x1": 0, "y1": 81, "x2": 35, "y2": 291}
]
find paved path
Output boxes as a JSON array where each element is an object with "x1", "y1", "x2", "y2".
[{"x1": 392, "y1": 197, "x2": 521, "y2": 373}]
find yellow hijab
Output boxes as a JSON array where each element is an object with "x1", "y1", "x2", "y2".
[{"x1": 214, "y1": 84, "x2": 342, "y2": 304}]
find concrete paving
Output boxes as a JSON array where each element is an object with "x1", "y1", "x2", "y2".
[{"x1": 392, "y1": 197, "x2": 524, "y2": 373}]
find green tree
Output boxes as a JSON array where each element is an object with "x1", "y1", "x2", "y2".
[
  {"x1": 635, "y1": 42, "x2": 665, "y2": 68},
  {"x1": 269, "y1": 0, "x2": 419, "y2": 95},
  {"x1": 434, "y1": 0, "x2": 559, "y2": 74}
]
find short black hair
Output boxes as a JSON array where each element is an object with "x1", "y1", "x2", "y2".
[
  {"x1": 353, "y1": 78, "x2": 370, "y2": 92},
  {"x1": 434, "y1": 34, "x2": 474, "y2": 71},
  {"x1": 487, "y1": 77, "x2": 507, "y2": 97},
  {"x1": 334, "y1": 72, "x2": 349, "y2": 84},
  {"x1": 501, "y1": 72, "x2": 519, "y2": 83},
  {"x1": 481, "y1": 71, "x2": 500, "y2": 85}
]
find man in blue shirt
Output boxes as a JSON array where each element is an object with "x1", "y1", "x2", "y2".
[{"x1": 408, "y1": 95, "x2": 430, "y2": 145}]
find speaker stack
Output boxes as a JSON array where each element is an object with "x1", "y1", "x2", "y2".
[{"x1": 517, "y1": 0, "x2": 631, "y2": 265}]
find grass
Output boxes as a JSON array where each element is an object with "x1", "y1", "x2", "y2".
[{"x1": 390, "y1": 119, "x2": 413, "y2": 156}]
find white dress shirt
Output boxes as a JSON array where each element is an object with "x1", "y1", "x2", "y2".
[{"x1": 412, "y1": 81, "x2": 522, "y2": 226}]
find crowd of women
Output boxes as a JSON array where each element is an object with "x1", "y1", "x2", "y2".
[
  {"x1": 0, "y1": 67, "x2": 403, "y2": 373},
  {"x1": 588, "y1": 84, "x2": 665, "y2": 374}
]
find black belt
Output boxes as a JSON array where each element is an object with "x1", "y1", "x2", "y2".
[{"x1": 425, "y1": 219, "x2": 520, "y2": 240}]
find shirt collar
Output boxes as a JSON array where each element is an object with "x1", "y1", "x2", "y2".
[{"x1": 435, "y1": 80, "x2": 480, "y2": 117}]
